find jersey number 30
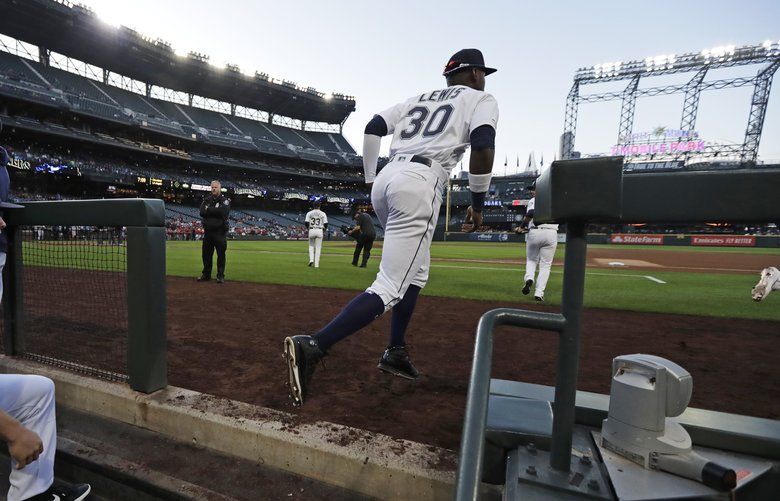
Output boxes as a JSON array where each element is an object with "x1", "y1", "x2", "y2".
[{"x1": 399, "y1": 104, "x2": 454, "y2": 140}]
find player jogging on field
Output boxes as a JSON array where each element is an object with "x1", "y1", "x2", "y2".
[
  {"x1": 516, "y1": 180, "x2": 558, "y2": 302},
  {"x1": 305, "y1": 202, "x2": 328, "y2": 268},
  {"x1": 752, "y1": 266, "x2": 779, "y2": 301},
  {"x1": 284, "y1": 48, "x2": 499, "y2": 406}
]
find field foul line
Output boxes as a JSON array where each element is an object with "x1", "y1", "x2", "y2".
[
  {"x1": 430, "y1": 264, "x2": 666, "y2": 281},
  {"x1": 644, "y1": 275, "x2": 667, "y2": 284}
]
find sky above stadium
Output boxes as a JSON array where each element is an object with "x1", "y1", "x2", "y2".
[{"x1": 78, "y1": 0, "x2": 780, "y2": 175}]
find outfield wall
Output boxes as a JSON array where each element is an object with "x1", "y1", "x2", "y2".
[{"x1": 439, "y1": 231, "x2": 780, "y2": 248}]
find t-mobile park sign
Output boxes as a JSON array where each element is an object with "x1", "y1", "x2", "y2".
[{"x1": 610, "y1": 128, "x2": 705, "y2": 156}]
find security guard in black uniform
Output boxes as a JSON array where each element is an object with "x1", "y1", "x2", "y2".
[
  {"x1": 350, "y1": 210, "x2": 376, "y2": 268},
  {"x1": 198, "y1": 180, "x2": 231, "y2": 283}
]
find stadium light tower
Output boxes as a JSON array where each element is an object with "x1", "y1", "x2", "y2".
[{"x1": 562, "y1": 41, "x2": 780, "y2": 165}]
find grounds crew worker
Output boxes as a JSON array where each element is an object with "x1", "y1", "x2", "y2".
[
  {"x1": 198, "y1": 180, "x2": 230, "y2": 284},
  {"x1": 350, "y1": 210, "x2": 376, "y2": 268}
]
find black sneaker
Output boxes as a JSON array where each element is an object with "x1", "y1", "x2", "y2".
[
  {"x1": 522, "y1": 279, "x2": 533, "y2": 295},
  {"x1": 308, "y1": 262, "x2": 314, "y2": 267},
  {"x1": 284, "y1": 335, "x2": 326, "y2": 406},
  {"x1": 27, "y1": 482, "x2": 91, "y2": 501},
  {"x1": 377, "y1": 345, "x2": 419, "y2": 380},
  {"x1": 534, "y1": 295, "x2": 544, "y2": 302},
  {"x1": 216, "y1": 276, "x2": 225, "y2": 284},
  {"x1": 197, "y1": 275, "x2": 211, "y2": 282}
]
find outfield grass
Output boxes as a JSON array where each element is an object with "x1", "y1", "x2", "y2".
[{"x1": 162, "y1": 240, "x2": 780, "y2": 322}]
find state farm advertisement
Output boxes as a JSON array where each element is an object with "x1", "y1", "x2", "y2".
[
  {"x1": 691, "y1": 235, "x2": 756, "y2": 247},
  {"x1": 609, "y1": 234, "x2": 664, "y2": 245}
]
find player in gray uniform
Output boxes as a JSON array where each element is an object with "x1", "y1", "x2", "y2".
[
  {"x1": 284, "y1": 48, "x2": 499, "y2": 406},
  {"x1": 516, "y1": 181, "x2": 558, "y2": 302}
]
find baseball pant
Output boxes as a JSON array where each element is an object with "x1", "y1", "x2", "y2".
[
  {"x1": 525, "y1": 228, "x2": 558, "y2": 297},
  {"x1": 202, "y1": 232, "x2": 227, "y2": 278},
  {"x1": 0, "y1": 375, "x2": 57, "y2": 501},
  {"x1": 308, "y1": 229, "x2": 323, "y2": 267},
  {"x1": 352, "y1": 236, "x2": 374, "y2": 267},
  {"x1": 0, "y1": 251, "x2": 5, "y2": 303},
  {"x1": 367, "y1": 159, "x2": 445, "y2": 311}
]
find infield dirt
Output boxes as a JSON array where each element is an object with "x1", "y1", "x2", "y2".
[{"x1": 165, "y1": 277, "x2": 780, "y2": 451}]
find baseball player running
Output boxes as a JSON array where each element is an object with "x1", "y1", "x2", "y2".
[
  {"x1": 284, "y1": 48, "x2": 499, "y2": 406},
  {"x1": 752, "y1": 266, "x2": 779, "y2": 301},
  {"x1": 516, "y1": 181, "x2": 558, "y2": 302},
  {"x1": 305, "y1": 202, "x2": 328, "y2": 268}
]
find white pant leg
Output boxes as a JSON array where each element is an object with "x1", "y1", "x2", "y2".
[
  {"x1": 410, "y1": 235, "x2": 432, "y2": 289},
  {"x1": 534, "y1": 229, "x2": 558, "y2": 296},
  {"x1": 524, "y1": 232, "x2": 540, "y2": 282},
  {"x1": 313, "y1": 231, "x2": 323, "y2": 267},
  {"x1": 0, "y1": 375, "x2": 56, "y2": 501},
  {"x1": 308, "y1": 234, "x2": 315, "y2": 263},
  {"x1": 0, "y1": 251, "x2": 6, "y2": 303},
  {"x1": 367, "y1": 162, "x2": 443, "y2": 311}
]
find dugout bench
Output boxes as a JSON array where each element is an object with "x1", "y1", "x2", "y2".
[{"x1": 455, "y1": 157, "x2": 780, "y2": 500}]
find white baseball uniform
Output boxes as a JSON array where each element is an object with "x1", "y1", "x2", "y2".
[
  {"x1": 366, "y1": 85, "x2": 499, "y2": 309},
  {"x1": 524, "y1": 197, "x2": 559, "y2": 299},
  {"x1": 0, "y1": 374, "x2": 57, "y2": 501},
  {"x1": 305, "y1": 209, "x2": 327, "y2": 268},
  {"x1": 752, "y1": 266, "x2": 780, "y2": 301}
]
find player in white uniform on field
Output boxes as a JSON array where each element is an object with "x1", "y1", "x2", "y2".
[
  {"x1": 517, "y1": 181, "x2": 558, "y2": 302},
  {"x1": 752, "y1": 266, "x2": 779, "y2": 301},
  {"x1": 304, "y1": 202, "x2": 328, "y2": 268},
  {"x1": 284, "y1": 48, "x2": 499, "y2": 406}
]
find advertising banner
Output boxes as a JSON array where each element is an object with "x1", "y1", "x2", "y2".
[
  {"x1": 609, "y1": 234, "x2": 665, "y2": 245},
  {"x1": 691, "y1": 235, "x2": 756, "y2": 247}
]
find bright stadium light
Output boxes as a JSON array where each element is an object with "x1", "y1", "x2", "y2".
[
  {"x1": 94, "y1": 5, "x2": 123, "y2": 29},
  {"x1": 173, "y1": 47, "x2": 188, "y2": 58},
  {"x1": 323, "y1": 93, "x2": 333, "y2": 100}
]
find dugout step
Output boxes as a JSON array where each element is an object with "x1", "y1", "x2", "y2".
[{"x1": 0, "y1": 406, "x2": 373, "y2": 500}]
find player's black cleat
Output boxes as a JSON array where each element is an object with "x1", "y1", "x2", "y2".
[
  {"x1": 216, "y1": 276, "x2": 225, "y2": 284},
  {"x1": 284, "y1": 335, "x2": 325, "y2": 406},
  {"x1": 377, "y1": 345, "x2": 419, "y2": 380},
  {"x1": 308, "y1": 262, "x2": 313, "y2": 267},
  {"x1": 522, "y1": 279, "x2": 533, "y2": 295},
  {"x1": 534, "y1": 295, "x2": 544, "y2": 302},
  {"x1": 197, "y1": 275, "x2": 211, "y2": 282},
  {"x1": 27, "y1": 481, "x2": 91, "y2": 501}
]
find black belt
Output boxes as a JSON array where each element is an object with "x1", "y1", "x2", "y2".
[{"x1": 391, "y1": 154, "x2": 432, "y2": 167}]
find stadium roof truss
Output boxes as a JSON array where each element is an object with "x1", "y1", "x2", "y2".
[
  {"x1": 561, "y1": 41, "x2": 780, "y2": 164},
  {"x1": 0, "y1": 0, "x2": 356, "y2": 129}
]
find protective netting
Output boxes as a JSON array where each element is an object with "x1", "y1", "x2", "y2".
[{"x1": 1, "y1": 225, "x2": 129, "y2": 382}]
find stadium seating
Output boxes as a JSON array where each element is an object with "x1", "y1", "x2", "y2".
[
  {"x1": 0, "y1": 50, "x2": 46, "y2": 85},
  {"x1": 1, "y1": 49, "x2": 360, "y2": 170}
]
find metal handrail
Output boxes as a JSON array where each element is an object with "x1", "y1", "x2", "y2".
[{"x1": 454, "y1": 221, "x2": 588, "y2": 500}]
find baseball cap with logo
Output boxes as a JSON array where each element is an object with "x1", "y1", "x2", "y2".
[{"x1": 443, "y1": 48, "x2": 497, "y2": 76}]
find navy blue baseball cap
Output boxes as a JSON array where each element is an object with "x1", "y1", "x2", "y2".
[{"x1": 443, "y1": 48, "x2": 497, "y2": 76}]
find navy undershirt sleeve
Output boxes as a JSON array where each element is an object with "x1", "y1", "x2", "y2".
[
  {"x1": 364, "y1": 115, "x2": 388, "y2": 136},
  {"x1": 469, "y1": 124, "x2": 496, "y2": 151}
]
